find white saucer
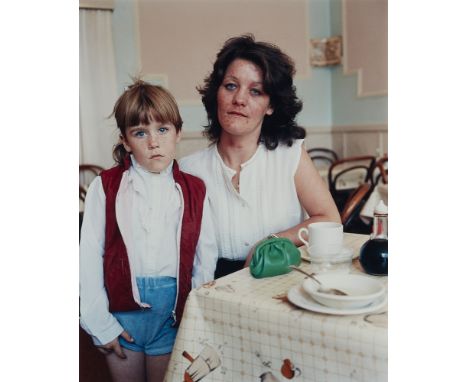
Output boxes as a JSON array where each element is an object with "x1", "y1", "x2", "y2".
[
  {"x1": 287, "y1": 284, "x2": 387, "y2": 315},
  {"x1": 300, "y1": 245, "x2": 357, "y2": 262}
]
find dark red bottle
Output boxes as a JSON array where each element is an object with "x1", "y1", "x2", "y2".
[{"x1": 359, "y1": 200, "x2": 388, "y2": 275}]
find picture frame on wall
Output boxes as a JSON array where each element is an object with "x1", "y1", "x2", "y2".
[{"x1": 310, "y1": 36, "x2": 342, "y2": 67}]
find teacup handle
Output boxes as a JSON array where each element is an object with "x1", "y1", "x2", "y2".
[{"x1": 298, "y1": 227, "x2": 309, "y2": 247}]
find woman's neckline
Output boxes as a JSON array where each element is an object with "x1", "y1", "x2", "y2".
[{"x1": 215, "y1": 141, "x2": 262, "y2": 171}]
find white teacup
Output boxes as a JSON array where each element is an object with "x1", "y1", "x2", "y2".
[{"x1": 298, "y1": 222, "x2": 343, "y2": 257}]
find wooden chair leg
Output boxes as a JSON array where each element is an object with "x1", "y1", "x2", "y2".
[{"x1": 79, "y1": 326, "x2": 112, "y2": 382}]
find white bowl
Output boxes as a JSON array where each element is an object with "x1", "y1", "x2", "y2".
[{"x1": 302, "y1": 273, "x2": 385, "y2": 309}]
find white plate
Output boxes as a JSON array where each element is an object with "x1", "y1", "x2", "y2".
[
  {"x1": 300, "y1": 245, "x2": 357, "y2": 262},
  {"x1": 287, "y1": 284, "x2": 387, "y2": 315}
]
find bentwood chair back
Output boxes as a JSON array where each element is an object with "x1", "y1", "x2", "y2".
[
  {"x1": 307, "y1": 147, "x2": 339, "y2": 169},
  {"x1": 328, "y1": 155, "x2": 376, "y2": 213},
  {"x1": 372, "y1": 156, "x2": 388, "y2": 186},
  {"x1": 79, "y1": 164, "x2": 104, "y2": 234},
  {"x1": 79, "y1": 164, "x2": 104, "y2": 195},
  {"x1": 340, "y1": 182, "x2": 373, "y2": 234},
  {"x1": 79, "y1": 185, "x2": 87, "y2": 203}
]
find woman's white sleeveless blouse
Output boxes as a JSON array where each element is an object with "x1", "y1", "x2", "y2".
[{"x1": 179, "y1": 139, "x2": 304, "y2": 260}]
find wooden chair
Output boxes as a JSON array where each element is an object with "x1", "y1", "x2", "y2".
[
  {"x1": 79, "y1": 326, "x2": 112, "y2": 382},
  {"x1": 80, "y1": 164, "x2": 104, "y2": 184},
  {"x1": 372, "y1": 156, "x2": 388, "y2": 186},
  {"x1": 307, "y1": 147, "x2": 338, "y2": 168},
  {"x1": 340, "y1": 183, "x2": 373, "y2": 234},
  {"x1": 79, "y1": 185, "x2": 87, "y2": 203},
  {"x1": 79, "y1": 185, "x2": 87, "y2": 239},
  {"x1": 79, "y1": 164, "x2": 104, "y2": 197},
  {"x1": 79, "y1": 164, "x2": 103, "y2": 239},
  {"x1": 328, "y1": 155, "x2": 376, "y2": 213}
]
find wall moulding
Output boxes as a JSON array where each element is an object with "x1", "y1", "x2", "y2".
[
  {"x1": 79, "y1": 0, "x2": 114, "y2": 10},
  {"x1": 341, "y1": 0, "x2": 388, "y2": 97},
  {"x1": 298, "y1": 124, "x2": 387, "y2": 134},
  {"x1": 329, "y1": 124, "x2": 387, "y2": 133},
  {"x1": 305, "y1": 124, "x2": 387, "y2": 158},
  {"x1": 178, "y1": 124, "x2": 387, "y2": 140},
  {"x1": 176, "y1": 124, "x2": 387, "y2": 159}
]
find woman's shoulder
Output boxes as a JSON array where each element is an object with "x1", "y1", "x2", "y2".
[
  {"x1": 263, "y1": 138, "x2": 304, "y2": 172},
  {"x1": 178, "y1": 145, "x2": 215, "y2": 174},
  {"x1": 271, "y1": 138, "x2": 304, "y2": 154},
  {"x1": 282, "y1": 137, "x2": 304, "y2": 148}
]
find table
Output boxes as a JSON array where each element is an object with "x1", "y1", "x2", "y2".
[{"x1": 165, "y1": 233, "x2": 387, "y2": 382}]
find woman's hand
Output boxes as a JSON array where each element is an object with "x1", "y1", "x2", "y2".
[
  {"x1": 244, "y1": 234, "x2": 278, "y2": 267},
  {"x1": 97, "y1": 330, "x2": 134, "y2": 359},
  {"x1": 243, "y1": 245, "x2": 257, "y2": 268}
]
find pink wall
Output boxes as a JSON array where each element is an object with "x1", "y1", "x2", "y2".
[
  {"x1": 136, "y1": 0, "x2": 309, "y2": 103},
  {"x1": 342, "y1": 0, "x2": 387, "y2": 96}
]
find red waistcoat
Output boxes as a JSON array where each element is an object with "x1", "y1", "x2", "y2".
[{"x1": 100, "y1": 157, "x2": 206, "y2": 324}]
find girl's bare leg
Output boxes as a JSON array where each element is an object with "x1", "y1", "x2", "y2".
[
  {"x1": 146, "y1": 353, "x2": 171, "y2": 382},
  {"x1": 105, "y1": 348, "x2": 146, "y2": 382}
]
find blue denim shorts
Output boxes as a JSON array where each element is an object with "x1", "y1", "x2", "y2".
[{"x1": 113, "y1": 276, "x2": 177, "y2": 356}]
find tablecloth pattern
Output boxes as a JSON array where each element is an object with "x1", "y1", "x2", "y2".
[{"x1": 165, "y1": 234, "x2": 387, "y2": 382}]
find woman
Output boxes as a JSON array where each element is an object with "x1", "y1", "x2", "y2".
[{"x1": 179, "y1": 34, "x2": 340, "y2": 278}]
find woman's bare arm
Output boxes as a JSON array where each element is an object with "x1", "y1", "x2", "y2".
[{"x1": 275, "y1": 145, "x2": 340, "y2": 246}]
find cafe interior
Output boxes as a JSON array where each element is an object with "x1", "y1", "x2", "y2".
[{"x1": 79, "y1": 0, "x2": 388, "y2": 381}]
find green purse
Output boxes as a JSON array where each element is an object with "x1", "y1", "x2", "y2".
[{"x1": 249, "y1": 237, "x2": 301, "y2": 279}]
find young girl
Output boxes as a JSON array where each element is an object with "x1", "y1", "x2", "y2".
[{"x1": 79, "y1": 80, "x2": 218, "y2": 381}]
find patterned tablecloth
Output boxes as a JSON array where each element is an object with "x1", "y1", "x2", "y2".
[{"x1": 165, "y1": 233, "x2": 387, "y2": 382}]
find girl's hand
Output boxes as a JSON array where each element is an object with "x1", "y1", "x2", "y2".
[{"x1": 97, "y1": 330, "x2": 134, "y2": 359}]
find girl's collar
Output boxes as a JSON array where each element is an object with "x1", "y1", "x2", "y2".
[{"x1": 130, "y1": 155, "x2": 173, "y2": 176}]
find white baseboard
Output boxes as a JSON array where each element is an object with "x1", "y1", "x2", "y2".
[{"x1": 176, "y1": 124, "x2": 388, "y2": 159}]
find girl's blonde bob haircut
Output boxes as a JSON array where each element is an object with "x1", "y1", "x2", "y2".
[{"x1": 111, "y1": 80, "x2": 183, "y2": 165}]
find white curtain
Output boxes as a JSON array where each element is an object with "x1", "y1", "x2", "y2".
[{"x1": 79, "y1": 8, "x2": 119, "y2": 169}]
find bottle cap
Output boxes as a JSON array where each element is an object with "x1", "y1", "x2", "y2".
[{"x1": 374, "y1": 200, "x2": 388, "y2": 215}]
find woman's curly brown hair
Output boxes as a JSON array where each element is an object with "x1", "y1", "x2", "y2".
[{"x1": 198, "y1": 34, "x2": 305, "y2": 149}]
